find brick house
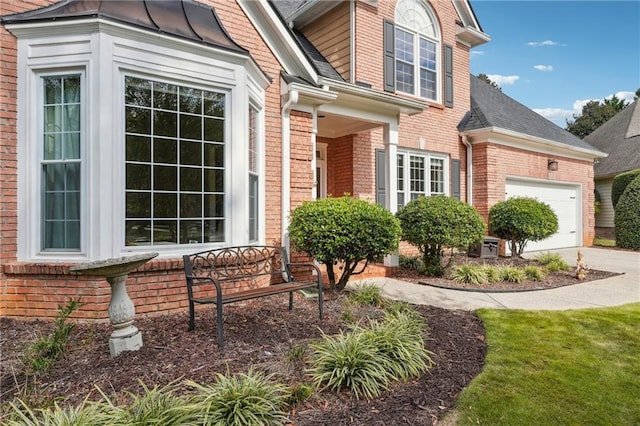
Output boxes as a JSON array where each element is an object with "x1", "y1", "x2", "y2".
[{"x1": 1, "y1": 0, "x2": 603, "y2": 319}]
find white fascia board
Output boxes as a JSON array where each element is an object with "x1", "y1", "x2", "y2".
[
  {"x1": 237, "y1": 0, "x2": 318, "y2": 83},
  {"x1": 286, "y1": 82, "x2": 338, "y2": 107},
  {"x1": 452, "y1": 0, "x2": 490, "y2": 47},
  {"x1": 319, "y1": 77, "x2": 427, "y2": 116},
  {"x1": 464, "y1": 127, "x2": 608, "y2": 161}
]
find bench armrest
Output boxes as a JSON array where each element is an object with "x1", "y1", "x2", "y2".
[
  {"x1": 286, "y1": 262, "x2": 323, "y2": 286},
  {"x1": 185, "y1": 275, "x2": 223, "y2": 299}
]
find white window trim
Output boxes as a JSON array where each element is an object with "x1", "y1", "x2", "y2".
[
  {"x1": 394, "y1": 1, "x2": 442, "y2": 103},
  {"x1": 14, "y1": 22, "x2": 268, "y2": 262},
  {"x1": 396, "y1": 149, "x2": 449, "y2": 209},
  {"x1": 315, "y1": 142, "x2": 327, "y2": 199}
]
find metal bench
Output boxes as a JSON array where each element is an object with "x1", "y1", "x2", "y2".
[{"x1": 183, "y1": 245, "x2": 323, "y2": 348}]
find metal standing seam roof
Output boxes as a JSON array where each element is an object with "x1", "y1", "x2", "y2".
[
  {"x1": 0, "y1": 0, "x2": 249, "y2": 56},
  {"x1": 461, "y1": 74, "x2": 601, "y2": 153},
  {"x1": 583, "y1": 100, "x2": 640, "y2": 178}
]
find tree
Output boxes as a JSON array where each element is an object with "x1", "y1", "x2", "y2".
[
  {"x1": 477, "y1": 74, "x2": 501, "y2": 91},
  {"x1": 396, "y1": 196, "x2": 486, "y2": 276},
  {"x1": 489, "y1": 197, "x2": 558, "y2": 257},
  {"x1": 565, "y1": 95, "x2": 628, "y2": 138},
  {"x1": 288, "y1": 196, "x2": 401, "y2": 291}
]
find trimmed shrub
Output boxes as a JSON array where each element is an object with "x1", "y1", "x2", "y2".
[
  {"x1": 396, "y1": 195, "x2": 486, "y2": 276},
  {"x1": 615, "y1": 175, "x2": 640, "y2": 249},
  {"x1": 289, "y1": 196, "x2": 401, "y2": 291},
  {"x1": 489, "y1": 197, "x2": 558, "y2": 257},
  {"x1": 611, "y1": 168, "x2": 640, "y2": 208}
]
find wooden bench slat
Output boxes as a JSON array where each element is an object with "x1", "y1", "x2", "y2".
[{"x1": 192, "y1": 282, "x2": 317, "y2": 305}]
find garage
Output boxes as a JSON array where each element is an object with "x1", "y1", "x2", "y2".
[{"x1": 504, "y1": 179, "x2": 581, "y2": 252}]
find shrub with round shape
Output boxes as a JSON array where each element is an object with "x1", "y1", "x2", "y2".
[
  {"x1": 614, "y1": 175, "x2": 640, "y2": 250},
  {"x1": 611, "y1": 168, "x2": 640, "y2": 208},
  {"x1": 396, "y1": 195, "x2": 486, "y2": 276},
  {"x1": 489, "y1": 197, "x2": 558, "y2": 257},
  {"x1": 288, "y1": 196, "x2": 401, "y2": 291}
]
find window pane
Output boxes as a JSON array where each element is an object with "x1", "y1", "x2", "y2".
[
  {"x1": 154, "y1": 193, "x2": 177, "y2": 218},
  {"x1": 180, "y1": 220, "x2": 202, "y2": 244},
  {"x1": 249, "y1": 174, "x2": 258, "y2": 241},
  {"x1": 66, "y1": 221, "x2": 80, "y2": 248},
  {"x1": 66, "y1": 191, "x2": 80, "y2": 220},
  {"x1": 204, "y1": 92, "x2": 225, "y2": 117},
  {"x1": 126, "y1": 192, "x2": 151, "y2": 218},
  {"x1": 64, "y1": 133, "x2": 80, "y2": 159},
  {"x1": 396, "y1": 62, "x2": 414, "y2": 94},
  {"x1": 126, "y1": 135, "x2": 151, "y2": 162},
  {"x1": 153, "y1": 220, "x2": 177, "y2": 244},
  {"x1": 64, "y1": 104, "x2": 80, "y2": 132},
  {"x1": 44, "y1": 134, "x2": 62, "y2": 160},
  {"x1": 153, "y1": 82, "x2": 177, "y2": 111},
  {"x1": 420, "y1": 69, "x2": 437, "y2": 100},
  {"x1": 430, "y1": 158, "x2": 445, "y2": 194},
  {"x1": 204, "y1": 143, "x2": 223, "y2": 167},
  {"x1": 410, "y1": 155, "x2": 425, "y2": 195},
  {"x1": 153, "y1": 138, "x2": 177, "y2": 164},
  {"x1": 126, "y1": 220, "x2": 151, "y2": 246},
  {"x1": 180, "y1": 115, "x2": 202, "y2": 140},
  {"x1": 204, "y1": 194, "x2": 224, "y2": 217},
  {"x1": 66, "y1": 163, "x2": 80, "y2": 191},
  {"x1": 153, "y1": 165, "x2": 177, "y2": 191},
  {"x1": 180, "y1": 167, "x2": 201, "y2": 192},
  {"x1": 420, "y1": 38, "x2": 436, "y2": 70},
  {"x1": 180, "y1": 141, "x2": 202, "y2": 166},
  {"x1": 180, "y1": 88, "x2": 202, "y2": 114},
  {"x1": 204, "y1": 169, "x2": 224, "y2": 192},
  {"x1": 126, "y1": 107, "x2": 151, "y2": 134},
  {"x1": 204, "y1": 219, "x2": 224, "y2": 242},
  {"x1": 44, "y1": 77, "x2": 62, "y2": 104},
  {"x1": 180, "y1": 193, "x2": 202, "y2": 218},
  {"x1": 126, "y1": 164, "x2": 151, "y2": 190},
  {"x1": 153, "y1": 110, "x2": 177, "y2": 137},
  {"x1": 204, "y1": 117, "x2": 224, "y2": 142},
  {"x1": 125, "y1": 77, "x2": 151, "y2": 106},
  {"x1": 43, "y1": 163, "x2": 65, "y2": 191}
]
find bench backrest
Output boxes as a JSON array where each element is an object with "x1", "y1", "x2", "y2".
[{"x1": 183, "y1": 245, "x2": 291, "y2": 284}]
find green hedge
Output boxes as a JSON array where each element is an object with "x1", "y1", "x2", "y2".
[
  {"x1": 614, "y1": 175, "x2": 640, "y2": 250},
  {"x1": 611, "y1": 169, "x2": 640, "y2": 208}
]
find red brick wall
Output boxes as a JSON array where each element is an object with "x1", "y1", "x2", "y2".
[
  {"x1": 0, "y1": 0, "x2": 314, "y2": 319},
  {"x1": 472, "y1": 142, "x2": 596, "y2": 246},
  {"x1": 347, "y1": 0, "x2": 470, "y2": 202}
]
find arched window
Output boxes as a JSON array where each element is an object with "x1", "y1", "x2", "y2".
[{"x1": 393, "y1": 0, "x2": 441, "y2": 101}]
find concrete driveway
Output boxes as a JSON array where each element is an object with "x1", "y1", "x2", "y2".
[{"x1": 364, "y1": 247, "x2": 639, "y2": 311}]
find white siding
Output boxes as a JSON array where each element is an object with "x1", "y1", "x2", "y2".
[{"x1": 595, "y1": 177, "x2": 615, "y2": 228}]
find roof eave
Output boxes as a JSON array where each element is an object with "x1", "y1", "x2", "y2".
[
  {"x1": 463, "y1": 126, "x2": 608, "y2": 161},
  {"x1": 456, "y1": 26, "x2": 491, "y2": 48},
  {"x1": 319, "y1": 77, "x2": 428, "y2": 116}
]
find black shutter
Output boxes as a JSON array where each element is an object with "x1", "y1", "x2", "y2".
[
  {"x1": 375, "y1": 149, "x2": 386, "y2": 207},
  {"x1": 383, "y1": 20, "x2": 395, "y2": 93},
  {"x1": 444, "y1": 44, "x2": 453, "y2": 108},
  {"x1": 451, "y1": 159, "x2": 461, "y2": 200}
]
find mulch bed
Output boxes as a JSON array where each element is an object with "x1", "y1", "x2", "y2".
[
  {"x1": 0, "y1": 253, "x2": 620, "y2": 424},
  {"x1": 1, "y1": 294, "x2": 485, "y2": 425},
  {"x1": 391, "y1": 253, "x2": 620, "y2": 291}
]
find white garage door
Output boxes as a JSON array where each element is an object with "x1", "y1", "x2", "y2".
[{"x1": 505, "y1": 179, "x2": 580, "y2": 252}]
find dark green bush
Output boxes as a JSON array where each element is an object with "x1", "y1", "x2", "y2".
[
  {"x1": 289, "y1": 196, "x2": 401, "y2": 291},
  {"x1": 396, "y1": 196, "x2": 485, "y2": 276},
  {"x1": 614, "y1": 175, "x2": 640, "y2": 250},
  {"x1": 611, "y1": 169, "x2": 640, "y2": 208},
  {"x1": 489, "y1": 197, "x2": 558, "y2": 257}
]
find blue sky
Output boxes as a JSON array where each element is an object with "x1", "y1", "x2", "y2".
[{"x1": 469, "y1": 0, "x2": 640, "y2": 127}]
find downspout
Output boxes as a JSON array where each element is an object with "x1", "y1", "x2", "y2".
[
  {"x1": 281, "y1": 89, "x2": 298, "y2": 249},
  {"x1": 460, "y1": 133, "x2": 473, "y2": 205},
  {"x1": 350, "y1": 0, "x2": 355, "y2": 83}
]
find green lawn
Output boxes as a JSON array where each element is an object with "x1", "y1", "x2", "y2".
[
  {"x1": 593, "y1": 237, "x2": 616, "y2": 247},
  {"x1": 454, "y1": 303, "x2": 640, "y2": 425}
]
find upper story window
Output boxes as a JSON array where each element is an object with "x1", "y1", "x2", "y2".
[{"x1": 394, "y1": 0, "x2": 441, "y2": 102}]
